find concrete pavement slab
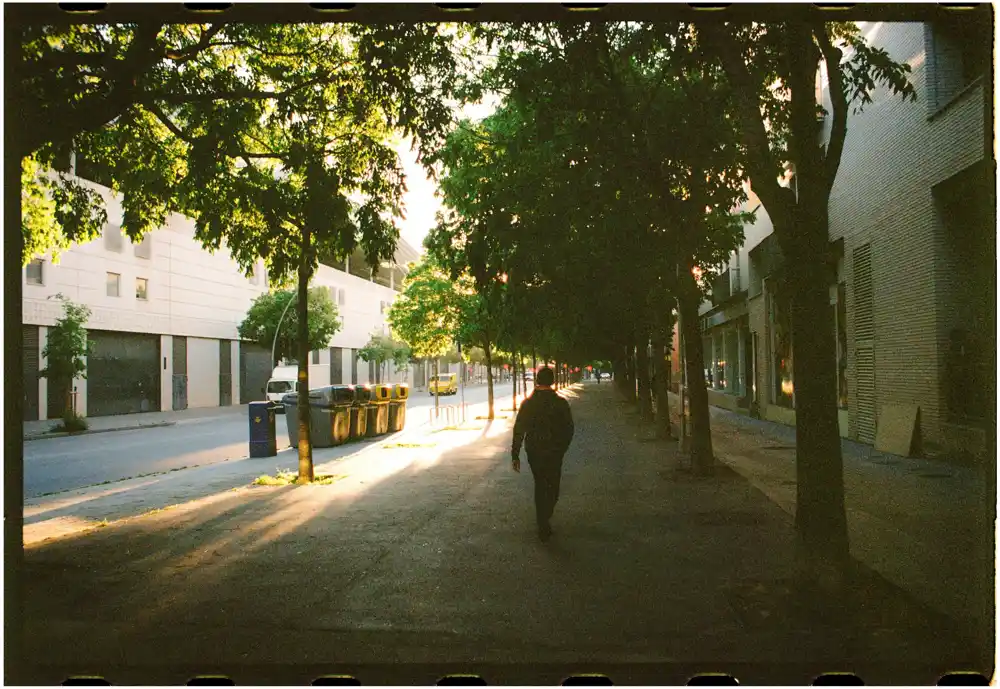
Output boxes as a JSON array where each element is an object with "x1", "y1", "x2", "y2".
[{"x1": 18, "y1": 383, "x2": 988, "y2": 685}]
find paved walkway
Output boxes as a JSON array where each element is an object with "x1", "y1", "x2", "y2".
[
  {"x1": 18, "y1": 384, "x2": 988, "y2": 685},
  {"x1": 678, "y1": 395, "x2": 995, "y2": 650},
  {"x1": 23, "y1": 389, "x2": 520, "y2": 546}
]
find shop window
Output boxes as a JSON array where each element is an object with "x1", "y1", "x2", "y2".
[{"x1": 770, "y1": 290, "x2": 794, "y2": 408}]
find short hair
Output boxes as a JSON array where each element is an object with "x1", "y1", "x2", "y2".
[{"x1": 536, "y1": 367, "x2": 555, "y2": 386}]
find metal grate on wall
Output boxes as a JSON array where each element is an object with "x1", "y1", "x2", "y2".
[
  {"x1": 852, "y1": 244, "x2": 874, "y2": 341},
  {"x1": 853, "y1": 243, "x2": 876, "y2": 443}
]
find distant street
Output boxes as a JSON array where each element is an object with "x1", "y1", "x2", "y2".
[{"x1": 23, "y1": 381, "x2": 503, "y2": 499}]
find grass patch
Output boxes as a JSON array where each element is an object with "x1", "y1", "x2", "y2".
[
  {"x1": 141, "y1": 504, "x2": 180, "y2": 518},
  {"x1": 475, "y1": 415, "x2": 510, "y2": 420},
  {"x1": 433, "y1": 424, "x2": 486, "y2": 433},
  {"x1": 253, "y1": 470, "x2": 346, "y2": 486},
  {"x1": 382, "y1": 442, "x2": 436, "y2": 449}
]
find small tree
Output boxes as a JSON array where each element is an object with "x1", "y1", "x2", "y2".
[
  {"x1": 358, "y1": 332, "x2": 404, "y2": 383},
  {"x1": 39, "y1": 294, "x2": 91, "y2": 429},
  {"x1": 387, "y1": 260, "x2": 464, "y2": 413},
  {"x1": 238, "y1": 287, "x2": 341, "y2": 367}
]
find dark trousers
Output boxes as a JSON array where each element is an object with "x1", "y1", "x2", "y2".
[{"x1": 528, "y1": 453, "x2": 564, "y2": 528}]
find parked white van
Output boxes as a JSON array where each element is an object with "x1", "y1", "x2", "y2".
[{"x1": 265, "y1": 365, "x2": 299, "y2": 411}]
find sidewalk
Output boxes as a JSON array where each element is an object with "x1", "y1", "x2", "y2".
[
  {"x1": 23, "y1": 404, "x2": 249, "y2": 441},
  {"x1": 680, "y1": 394, "x2": 995, "y2": 651},
  {"x1": 19, "y1": 383, "x2": 987, "y2": 685}
]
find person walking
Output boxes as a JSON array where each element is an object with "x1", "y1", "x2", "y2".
[{"x1": 511, "y1": 367, "x2": 575, "y2": 541}]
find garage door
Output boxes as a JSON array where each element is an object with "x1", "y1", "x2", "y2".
[
  {"x1": 240, "y1": 342, "x2": 272, "y2": 404},
  {"x1": 23, "y1": 325, "x2": 39, "y2": 421},
  {"x1": 87, "y1": 330, "x2": 161, "y2": 417}
]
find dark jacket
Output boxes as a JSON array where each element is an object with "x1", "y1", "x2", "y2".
[{"x1": 511, "y1": 388, "x2": 575, "y2": 459}]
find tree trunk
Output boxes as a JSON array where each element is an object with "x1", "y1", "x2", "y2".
[
  {"x1": 636, "y1": 333, "x2": 653, "y2": 422},
  {"x1": 624, "y1": 342, "x2": 637, "y2": 404},
  {"x1": 783, "y1": 22, "x2": 849, "y2": 578},
  {"x1": 64, "y1": 382, "x2": 74, "y2": 421},
  {"x1": 652, "y1": 337, "x2": 672, "y2": 439},
  {"x1": 484, "y1": 342, "x2": 495, "y2": 420},
  {"x1": 782, "y1": 212, "x2": 849, "y2": 575},
  {"x1": 511, "y1": 357, "x2": 518, "y2": 410},
  {"x1": 296, "y1": 232, "x2": 313, "y2": 484},
  {"x1": 554, "y1": 358, "x2": 560, "y2": 390},
  {"x1": 678, "y1": 263, "x2": 714, "y2": 474},
  {"x1": 434, "y1": 358, "x2": 440, "y2": 413},
  {"x1": 521, "y1": 351, "x2": 528, "y2": 395}
]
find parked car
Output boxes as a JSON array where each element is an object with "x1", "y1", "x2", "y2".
[
  {"x1": 600, "y1": 372, "x2": 612, "y2": 380},
  {"x1": 525, "y1": 370, "x2": 535, "y2": 381},
  {"x1": 429, "y1": 373, "x2": 458, "y2": 396}
]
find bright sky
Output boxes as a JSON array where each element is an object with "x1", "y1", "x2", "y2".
[{"x1": 395, "y1": 97, "x2": 500, "y2": 254}]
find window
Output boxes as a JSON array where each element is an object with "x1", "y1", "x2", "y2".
[
  {"x1": 929, "y1": 16, "x2": 990, "y2": 111},
  {"x1": 266, "y1": 380, "x2": 294, "y2": 395},
  {"x1": 311, "y1": 350, "x2": 320, "y2": 365},
  {"x1": 106, "y1": 272, "x2": 121, "y2": 297},
  {"x1": 104, "y1": 225, "x2": 124, "y2": 253},
  {"x1": 338, "y1": 288, "x2": 345, "y2": 306},
  {"x1": 26, "y1": 259, "x2": 43, "y2": 285},
  {"x1": 380, "y1": 300, "x2": 386, "y2": 314},
  {"x1": 136, "y1": 277, "x2": 148, "y2": 300},
  {"x1": 133, "y1": 235, "x2": 152, "y2": 259}
]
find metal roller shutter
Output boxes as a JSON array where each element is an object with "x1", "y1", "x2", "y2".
[{"x1": 853, "y1": 244, "x2": 876, "y2": 443}]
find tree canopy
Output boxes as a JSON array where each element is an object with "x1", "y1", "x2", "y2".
[{"x1": 237, "y1": 287, "x2": 341, "y2": 366}]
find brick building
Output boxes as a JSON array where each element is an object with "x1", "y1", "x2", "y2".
[{"x1": 681, "y1": 19, "x2": 993, "y2": 460}]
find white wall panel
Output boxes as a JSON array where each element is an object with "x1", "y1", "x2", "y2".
[{"x1": 187, "y1": 337, "x2": 220, "y2": 409}]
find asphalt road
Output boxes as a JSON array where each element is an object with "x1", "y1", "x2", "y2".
[{"x1": 23, "y1": 381, "x2": 507, "y2": 499}]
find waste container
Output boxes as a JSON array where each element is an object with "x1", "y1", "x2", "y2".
[
  {"x1": 249, "y1": 400, "x2": 278, "y2": 457},
  {"x1": 326, "y1": 385, "x2": 354, "y2": 445},
  {"x1": 282, "y1": 392, "x2": 300, "y2": 448},
  {"x1": 349, "y1": 385, "x2": 372, "y2": 440},
  {"x1": 388, "y1": 383, "x2": 409, "y2": 432},
  {"x1": 367, "y1": 384, "x2": 392, "y2": 437},
  {"x1": 308, "y1": 386, "x2": 338, "y2": 449}
]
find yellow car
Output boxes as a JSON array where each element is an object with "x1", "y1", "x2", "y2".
[{"x1": 429, "y1": 373, "x2": 458, "y2": 396}]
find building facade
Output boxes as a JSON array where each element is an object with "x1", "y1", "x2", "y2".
[
  {"x1": 682, "y1": 20, "x2": 993, "y2": 460},
  {"x1": 22, "y1": 176, "x2": 420, "y2": 420}
]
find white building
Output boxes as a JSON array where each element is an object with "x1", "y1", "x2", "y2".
[{"x1": 22, "y1": 176, "x2": 421, "y2": 420}]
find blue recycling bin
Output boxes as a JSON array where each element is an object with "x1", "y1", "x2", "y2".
[{"x1": 249, "y1": 401, "x2": 277, "y2": 457}]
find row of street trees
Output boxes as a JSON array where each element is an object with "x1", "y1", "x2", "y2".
[
  {"x1": 415, "y1": 18, "x2": 915, "y2": 584},
  {"x1": 19, "y1": 14, "x2": 917, "y2": 586}
]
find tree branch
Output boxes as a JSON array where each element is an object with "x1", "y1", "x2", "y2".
[
  {"x1": 696, "y1": 23, "x2": 790, "y2": 222},
  {"x1": 813, "y1": 23, "x2": 847, "y2": 195},
  {"x1": 163, "y1": 24, "x2": 228, "y2": 65},
  {"x1": 155, "y1": 72, "x2": 331, "y2": 105},
  {"x1": 22, "y1": 22, "x2": 166, "y2": 155}
]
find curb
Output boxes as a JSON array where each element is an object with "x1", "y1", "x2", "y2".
[{"x1": 24, "y1": 421, "x2": 177, "y2": 442}]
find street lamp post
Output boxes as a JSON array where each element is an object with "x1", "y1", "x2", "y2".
[{"x1": 271, "y1": 290, "x2": 298, "y2": 372}]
